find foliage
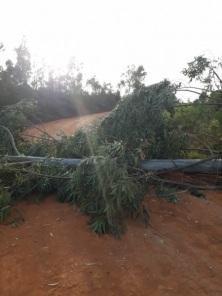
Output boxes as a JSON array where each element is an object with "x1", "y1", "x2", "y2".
[
  {"x1": 173, "y1": 103, "x2": 222, "y2": 154},
  {"x1": 183, "y1": 55, "x2": 222, "y2": 91},
  {"x1": 58, "y1": 156, "x2": 143, "y2": 236},
  {"x1": 182, "y1": 56, "x2": 210, "y2": 83},
  {"x1": 0, "y1": 40, "x2": 34, "y2": 107},
  {"x1": 100, "y1": 80, "x2": 187, "y2": 159},
  {"x1": 179, "y1": 56, "x2": 222, "y2": 154},
  {"x1": 0, "y1": 99, "x2": 36, "y2": 155},
  {"x1": 119, "y1": 65, "x2": 147, "y2": 94}
]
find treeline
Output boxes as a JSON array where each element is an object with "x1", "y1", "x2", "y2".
[
  {"x1": 0, "y1": 41, "x2": 222, "y2": 156},
  {"x1": 0, "y1": 42, "x2": 120, "y2": 123}
]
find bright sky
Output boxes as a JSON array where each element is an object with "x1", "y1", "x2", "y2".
[{"x1": 0, "y1": 0, "x2": 222, "y2": 88}]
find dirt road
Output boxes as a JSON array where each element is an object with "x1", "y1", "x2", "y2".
[
  {"x1": 1, "y1": 191, "x2": 222, "y2": 296},
  {"x1": 23, "y1": 112, "x2": 108, "y2": 139}
]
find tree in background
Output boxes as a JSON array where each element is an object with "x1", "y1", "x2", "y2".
[
  {"x1": 86, "y1": 77, "x2": 113, "y2": 95},
  {"x1": 14, "y1": 40, "x2": 31, "y2": 85},
  {"x1": 0, "y1": 40, "x2": 33, "y2": 107},
  {"x1": 182, "y1": 55, "x2": 222, "y2": 91},
  {"x1": 86, "y1": 77, "x2": 102, "y2": 94},
  {"x1": 0, "y1": 41, "x2": 120, "y2": 122},
  {"x1": 119, "y1": 65, "x2": 147, "y2": 95}
]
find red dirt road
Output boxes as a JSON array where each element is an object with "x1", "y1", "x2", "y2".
[
  {"x1": 23, "y1": 112, "x2": 109, "y2": 139},
  {"x1": 1, "y1": 191, "x2": 222, "y2": 296}
]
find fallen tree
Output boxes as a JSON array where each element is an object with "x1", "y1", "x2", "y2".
[
  {"x1": 3, "y1": 155, "x2": 222, "y2": 174},
  {"x1": 1, "y1": 80, "x2": 221, "y2": 236}
]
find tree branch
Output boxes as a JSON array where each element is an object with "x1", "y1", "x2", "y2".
[
  {"x1": 176, "y1": 89, "x2": 211, "y2": 99},
  {"x1": 0, "y1": 125, "x2": 21, "y2": 156},
  {"x1": 212, "y1": 69, "x2": 222, "y2": 86},
  {"x1": 151, "y1": 175, "x2": 222, "y2": 190}
]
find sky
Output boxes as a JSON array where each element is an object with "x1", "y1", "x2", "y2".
[{"x1": 0, "y1": 0, "x2": 222, "y2": 90}]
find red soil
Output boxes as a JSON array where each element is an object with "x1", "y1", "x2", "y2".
[
  {"x1": 1, "y1": 192, "x2": 222, "y2": 296},
  {"x1": 23, "y1": 112, "x2": 109, "y2": 139}
]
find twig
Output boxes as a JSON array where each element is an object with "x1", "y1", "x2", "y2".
[
  {"x1": 175, "y1": 102, "x2": 222, "y2": 107},
  {"x1": 179, "y1": 86, "x2": 209, "y2": 92},
  {"x1": 0, "y1": 125, "x2": 21, "y2": 156},
  {"x1": 31, "y1": 126, "x2": 57, "y2": 141},
  {"x1": 22, "y1": 134, "x2": 55, "y2": 142},
  {"x1": 6, "y1": 167, "x2": 72, "y2": 180},
  {"x1": 187, "y1": 133, "x2": 215, "y2": 156},
  {"x1": 158, "y1": 189, "x2": 188, "y2": 197},
  {"x1": 1, "y1": 161, "x2": 33, "y2": 166},
  {"x1": 176, "y1": 89, "x2": 211, "y2": 98},
  {"x1": 25, "y1": 119, "x2": 58, "y2": 141},
  {"x1": 212, "y1": 68, "x2": 222, "y2": 86},
  {"x1": 151, "y1": 175, "x2": 222, "y2": 190},
  {"x1": 183, "y1": 148, "x2": 221, "y2": 154}
]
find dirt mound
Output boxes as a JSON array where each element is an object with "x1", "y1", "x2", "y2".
[{"x1": 0, "y1": 191, "x2": 222, "y2": 296}]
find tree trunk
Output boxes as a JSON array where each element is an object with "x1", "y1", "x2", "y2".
[{"x1": 3, "y1": 156, "x2": 222, "y2": 174}]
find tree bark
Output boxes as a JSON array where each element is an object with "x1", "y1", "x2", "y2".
[{"x1": 3, "y1": 156, "x2": 222, "y2": 174}]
